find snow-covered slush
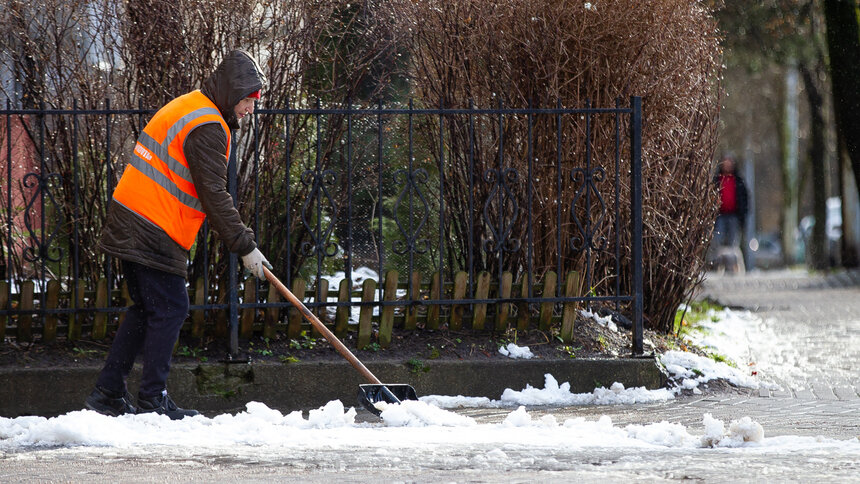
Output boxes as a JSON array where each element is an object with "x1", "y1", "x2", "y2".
[{"x1": 2, "y1": 308, "x2": 858, "y2": 457}]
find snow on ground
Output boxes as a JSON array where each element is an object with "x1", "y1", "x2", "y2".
[
  {"x1": 662, "y1": 307, "x2": 784, "y2": 393},
  {"x1": 660, "y1": 350, "x2": 761, "y2": 393},
  {"x1": 320, "y1": 267, "x2": 379, "y2": 291},
  {"x1": 2, "y1": 400, "x2": 857, "y2": 454},
  {"x1": 420, "y1": 374, "x2": 674, "y2": 409},
  {"x1": 498, "y1": 342, "x2": 534, "y2": 359},
  {"x1": 3, "y1": 305, "x2": 855, "y2": 455},
  {"x1": 579, "y1": 309, "x2": 618, "y2": 332}
]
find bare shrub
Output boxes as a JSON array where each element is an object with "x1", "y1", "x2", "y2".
[
  {"x1": 0, "y1": 0, "x2": 399, "y2": 287},
  {"x1": 388, "y1": 0, "x2": 722, "y2": 331}
]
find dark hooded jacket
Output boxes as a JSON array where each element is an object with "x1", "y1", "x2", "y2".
[{"x1": 99, "y1": 50, "x2": 266, "y2": 277}]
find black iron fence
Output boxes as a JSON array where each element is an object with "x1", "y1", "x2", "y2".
[{"x1": 0, "y1": 97, "x2": 643, "y2": 354}]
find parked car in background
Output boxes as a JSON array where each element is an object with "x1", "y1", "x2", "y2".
[
  {"x1": 748, "y1": 232, "x2": 783, "y2": 270},
  {"x1": 796, "y1": 197, "x2": 842, "y2": 266}
]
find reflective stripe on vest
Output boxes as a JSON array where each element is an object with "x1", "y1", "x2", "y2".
[{"x1": 112, "y1": 90, "x2": 231, "y2": 250}]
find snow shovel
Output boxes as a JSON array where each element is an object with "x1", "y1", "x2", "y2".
[{"x1": 263, "y1": 266, "x2": 418, "y2": 416}]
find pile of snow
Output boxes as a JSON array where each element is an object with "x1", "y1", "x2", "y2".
[
  {"x1": 700, "y1": 412, "x2": 764, "y2": 448},
  {"x1": 498, "y1": 343, "x2": 534, "y2": 359},
  {"x1": 579, "y1": 309, "x2": 618, "y2": 332},
  {"x1": 422, "y1": 374, "x2": 674, "y2": 409},
  {"x1": 661, "y1": 350, "x2": 760, "y2": 393},
  {"x1": 500, "y1": 374, "x2": 674, "y2": 406},
  {"x1": 377, "y1": 400, "x2": 477, "y2": 427}
]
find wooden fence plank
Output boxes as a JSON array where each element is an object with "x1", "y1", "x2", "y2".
[
  {"x1": 426, "y1": 271, "x2": 441, "y2": 330},
  {"x1": 287, "y1": 278, "x2": 306, "y2": 339},
  {"x1": 539, "y1": 271, "x2": 557, "y2": 330},
  {"x1": 43, "y1": 280, "x2": 60, "y2": 343},
  {"x1": 240, "y1": 279, "x2": 256, "y2": 338},
  {"x1": 495, "y1": 271, "x2": 513, "y2": 331},
  {"x1": 561, "y1": 271, "x2": 581, "y2": 343},
  {"x1": 92, "y1": 278, "x2": 108, "y2": 340},
  {"x1": 118, "y1": 281, "x2": 131, "y2": 327},
  {"x1": 357, "y1": 278, "x2": 376, "y2": 349},
  {"x1": 214, "y1": 283, "x2": 228, "y2": 339},
  {"x1": 472, "y1": 271, "x2": 491, "y2": 330},
  {"x1": 17, "y1": 280, "x2": 34, "y2": 343},
  {"x1": 379, "y1": 270, "x2": 399, "y2": 348},
  {"x1": 334, "y1": 278, "x2": 350, "y2": 338},
  {"x1": 311, "y1": 278, "x2": 329, "y2": 338},
  {"x1": 449, "y1": 271, "x2": 468, "y2": 331},
  {"x1": 67, "y1": 280, "x2": 85, "y2": 341},
  {"x1": 404, "y1": 271, "x2": 420, "y2": 330},
  {"x1": 191, "y1": 277, "x2": 206, "y2": 338},
  {"x1": 0, "y1": 281, "x2": 7, "y2": 341},
  {"x1": 516, "y1": 277, "x2": 530, "y2": 331},
  {"x1": 264, "y1": 283, "x2": 280, "y2": 340}
]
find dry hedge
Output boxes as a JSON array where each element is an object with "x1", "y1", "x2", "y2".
[
  {"x1": 2, "y1": 0, "x2": 721, "y2": 333},
  {"x1": 389, "y1": 0, "x2": 722, "y2": 331}
]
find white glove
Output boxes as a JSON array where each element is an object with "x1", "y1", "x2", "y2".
[{"x1": 241, "y1": 248, "x2": 272, "y2": 279}]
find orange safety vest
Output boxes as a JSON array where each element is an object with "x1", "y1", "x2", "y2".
[{"x1": 112, "y1": 90, "x2": 231, "y2": 250}]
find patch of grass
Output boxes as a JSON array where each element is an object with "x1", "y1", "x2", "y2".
[
  {"x1": 289, "y1": 331, "x2": 317, "y2": 350},
  {"x1": 280, "y1": 355, "x2": 300, "y2": 364},
  {"x1": 406, "y1": 358, "x2": 430, "y2": 374},
  {"x1": 707, "y1": 352, "x2": 737, "y2": 368},
  {"x1": 72, "y1": 347, "x2": 105, "y2": 358},
  {"x1": 674, "y1": 299, "x2": 724, "y2": 336},
  {"x1": 363, "y1": 342, "x2": 381, "y2": 352},
  {"x1": 559, "y1": 345, "x2": 579, "y2": 358},
  {"x1": 426, "y1": 344, "x2": 441, "y2": 360}
]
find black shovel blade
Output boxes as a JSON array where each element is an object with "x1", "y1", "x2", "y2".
[{"x1": 357, "y1": 384, "x2": 419, "y2": 416}]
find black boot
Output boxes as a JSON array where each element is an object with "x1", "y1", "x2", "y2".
[
  {"x1": 85, "y1": 386, "x2": 137, "y2": 417},
  {"x1": 137, "y1": 392, "x2": 199, "y2": 420}
]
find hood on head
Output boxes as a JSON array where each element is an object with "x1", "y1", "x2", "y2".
[{"x1": 202, "y1": 49, "x2": 267, "y2": 129}]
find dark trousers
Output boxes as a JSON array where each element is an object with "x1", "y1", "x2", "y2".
[{"x1": 96, "y1": 260, "x2": 189, "y2": 398}]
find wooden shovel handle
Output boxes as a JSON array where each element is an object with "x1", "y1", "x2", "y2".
[{"x1": 263, "y1": 266, "x2": 382, "y2": 385}]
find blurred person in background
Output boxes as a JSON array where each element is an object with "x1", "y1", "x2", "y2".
[{"x1": 711, "y1": 153, "x2": 748, "y2": 273}]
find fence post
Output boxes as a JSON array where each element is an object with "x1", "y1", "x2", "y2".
[
  {"x1": 18, "y1": 281, "x2": 34, "y2": 343},
  {"x1": 357, "y1": 278, "x2": 377, "y2": 349},
  {"x1": 449, "y1": 271, "x2": 468, "y2": 331},
  {"x1": 630, "y1": 96, "x2": 644, "y2": 355},
  {"x1": 379, "y1": 270, "x2": 399, "y2": 348},
  {"x1": 426, "y1": 271, "x2": 441, "y2": 330},
  {"x1": 43, "y1": 280, "x2": 60, "y2": 343}
]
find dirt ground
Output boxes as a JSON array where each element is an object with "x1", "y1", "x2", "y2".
[{"x1": 0, "y1": 304, "x2": 690, "y2": 370}]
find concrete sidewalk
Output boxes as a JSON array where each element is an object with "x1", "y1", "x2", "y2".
[{"x1": 472, "y1": 269, "x2": 860, "y2": 440}]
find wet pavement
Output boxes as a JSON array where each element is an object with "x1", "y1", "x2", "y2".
[{"x1": 2, "y1": 269, "x2": 860, "y2": 482}]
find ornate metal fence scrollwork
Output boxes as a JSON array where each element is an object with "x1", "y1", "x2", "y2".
[
  {"x1": 392, "y1": 167, "x2": 431, "y2": 256},
  {"x1": 299, "y1": 168, "x2": 339, "y2": 258},
  {"x1": 569, "y1": 165, "x2": 607, "y2": 253},
  {"x1": 22, "y1": 172, "x2": 65, "y2": 264},
  {"x1": 482, "y1": 166, "x2": 521, "y2": 255}
]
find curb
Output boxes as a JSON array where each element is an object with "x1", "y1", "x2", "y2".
[{"x1": 1, "y1": 358, "x2": 664, "y2": 418}]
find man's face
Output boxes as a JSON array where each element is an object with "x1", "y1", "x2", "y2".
[{"x1": 234, "y1": 97, "x2": 256, "y2": 120}]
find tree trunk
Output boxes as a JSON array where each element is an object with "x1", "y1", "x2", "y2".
[
  {"x1": 779, "y1": 65, "x2": 800, "y2": 266},
  {"x1": 823, "y1": 0, "x2": 860, "y2": 197},
  {"x1": 800, "y1": 62, "x2": 829, "y2": 270},
  {"x1": 838, "y1": 132, "x2": 860, "y2": 267}
]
